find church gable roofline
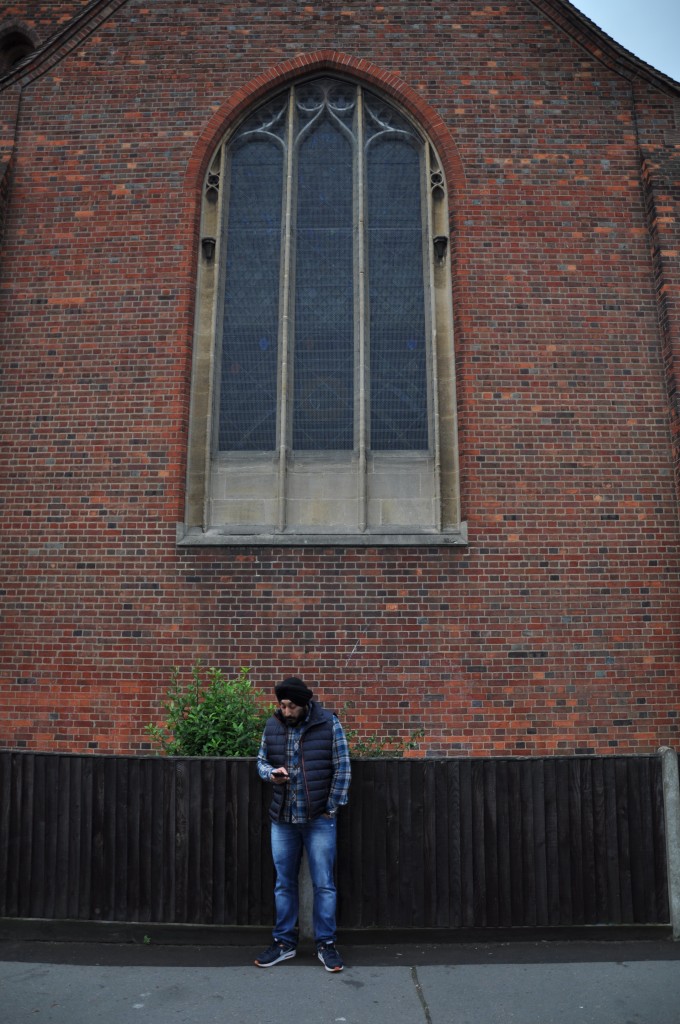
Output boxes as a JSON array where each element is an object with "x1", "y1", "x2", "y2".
[
  {"x1": 1, "y1": 0, "x2": 678, "y2": 96},
  {"x1": 532, "y1": 0, "x2": 679, "y2": 92},
  {"x1": 0, "y1": 0, "x2": 130, "y2": 91}
]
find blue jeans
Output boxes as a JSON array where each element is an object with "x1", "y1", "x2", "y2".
[{"x1": 270, "y1": 816, "x2": 338, "y2": 946}]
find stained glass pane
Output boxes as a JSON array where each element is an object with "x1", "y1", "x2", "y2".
[
  {"x1": 219, "y1": 136, "x2": 283, "y2": 451},
  {"x1": 367, "y1": 135, "x2": 428, "y2": 451},
  {"x1": 293, "y1": 99, "x2": 354, "y2": 451},
  {"x1": 219, "y1": 82, "x2": 430, "y2": 458}
]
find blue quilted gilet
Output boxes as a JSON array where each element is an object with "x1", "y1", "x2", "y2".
[{"x1": 263, "y1": 701, "x2": 335, "y2": 822}]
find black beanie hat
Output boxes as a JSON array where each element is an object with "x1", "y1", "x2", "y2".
[{"x1": 275, "y1": 677, "x2": 314, "y2": 706}]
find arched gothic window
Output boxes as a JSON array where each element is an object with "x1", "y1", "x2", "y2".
[{"x1": 182, "y1": 77, "x2": 465, "y2": 545}]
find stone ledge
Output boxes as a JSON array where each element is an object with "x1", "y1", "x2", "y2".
[{"x1": 176, "y1": 522, "x2": 468, "y2": 547}]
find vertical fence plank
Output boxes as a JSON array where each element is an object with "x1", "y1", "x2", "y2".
[
  {"x1": 591, "y1": 756, "x2": 609, "y2": 922},
  {"x1": 602, "y1": 758, "x2": 621, "y2": 922},
  {"x1": 636, "y1": 758, "x2": 656, "y2": 923},
  {"x1": 421, "y1": 760, "x2": 438, "y2": 927},
  {"x1": 223, "y1": 758, "x2": 237, "y2": 925},
  {"x1": 172, "y1": 759, "x2": 187, "y2": 923},
  {"x1": 482, "y1": 759, "x2": 499, "y2": 928},
  {"x1": 556, "y1": 758, "x2": 573, "y2": 926},
  {"x1": 652, "y1": 756, "x2": 671, "y2": 923},
  {"x1": 492, "y1": 761, "x2": 509, "y2": 928},
  {"x1": 374, "y1": 759, "x2": 390, "y2": 927},
  {"x1": 102, "y1": 757, "x2": 118, "y2": 921},
  {"x1": 187, "y1": 759, "x2": 204, "y2": 924},
  {"x1": 77, "y1": 755, "x2": 93, "y2": 920},
  {"x1": 580, "y1": 759, "x2": 597, "y2": 925},
  {"x1": 543, "y1": 759, "x2": 560, "y2": 926},
  {"x1": 144, "y1": 760, "x2": 156, "y2": 920},
  {"x1": 4, "y1": 753, "x2": 21, "y2": 917},
  {"x1": 235, "y1": 760, "x2": 251, "y2": 925},
  {"x1": 384, "y1": 757, "x2": 401, "y2": 927},
  {"x1": 133, "y1": 757, "x2": 144, "y2": 921},
  {"x1": 615, "y1": 758, "x2": 634, "y2": 923},
  {"x1": 446, "y1": 760, "x2": 463, "y2": 928},
  {"x1": 531, "y1": 759, "x2": 548, "y2": 925},
  {"x1": 29, "y1": 755, "x2": 46, "y2": 919},
  {"x1": 431, "y1": 761, "x2": 450, "y2": 927},
  {"x1": 401, "y1": 759, "x2": 420, "y2": 927},
  {"x1": 506, "y1": 759, "x2": 524, "y2": 926},
  {"x1": 90, "y1": 756, "x2": 103, "y2": 921},
  {"x1": 0, "y1": 753, "x2": 11, "y2": 917},
  {"x1": 17, "y1": 753, "x2": 34, "y2": 918},
  {"x1": 346, "y1": 759, "x2": 361, "y2": 927},
  {"x1": 518, "y1": 758, "x2": 536, "y2": 926},
  {"x1": 52, "y1": 754, "x2": 70, "y2": 920},
  {"x1": 471, "y1": 759, "x2": 487, "y2": 926},
  {"x1": 627, "y1": 758, "x2": 647, "y2": 923},
  {"x1": 163, "y1": 761, "x2": 175, "y2": 922},
  {"x1": 210, "y1": 758, "x2": 226, "y2": 925},
  {"x1": 114, "y1": 756, "x2": 129, "y2": 921},
  {"x1": 458, "y1": 759, "x2": 475, "y2": 927}
]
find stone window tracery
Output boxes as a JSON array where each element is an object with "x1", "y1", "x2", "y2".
[{"x1": 181, "y1": 76, "x2": 465, "y2": 546}]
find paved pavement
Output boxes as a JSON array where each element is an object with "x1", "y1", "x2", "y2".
[{"x1": 1, "y1": 936, "x2": 679, "y2": 1024}]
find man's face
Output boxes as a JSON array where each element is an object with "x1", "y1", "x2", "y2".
[{"x1": 279, "y1": 699, "x2": 306, "y2": 725}]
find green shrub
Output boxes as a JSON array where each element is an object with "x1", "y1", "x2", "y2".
[{"x1": 146, "y1": 662, "x2": 275, "y2": 757}]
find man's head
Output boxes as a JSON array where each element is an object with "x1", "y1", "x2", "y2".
[{"x1": 275, "y1": 677, "x2": 313, "y2": 726}]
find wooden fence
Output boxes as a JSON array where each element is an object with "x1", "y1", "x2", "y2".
[{"x1": 0, "y1": 752, "x2": 670, "y2": 931}]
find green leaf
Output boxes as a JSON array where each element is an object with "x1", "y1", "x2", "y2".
[{"x1": 145, "y1": 660, "x2": 275, "y2": 757}]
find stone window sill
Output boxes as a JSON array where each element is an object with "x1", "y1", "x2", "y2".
[{"x1": 176, "y1": 522, "x2": 468, "y2": 547}]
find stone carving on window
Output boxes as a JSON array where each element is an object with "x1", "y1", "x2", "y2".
[{"x1": 181, "y1": 77, "x2": 465, "y2": 545}]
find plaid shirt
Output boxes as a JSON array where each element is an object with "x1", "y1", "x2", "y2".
[{"x1": 257, "y1": 704, "x2": 351, "y2": 823}]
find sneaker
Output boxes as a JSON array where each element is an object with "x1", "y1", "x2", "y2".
[
  {"x1": 317, "y1": 941, "x2": 344, "y2": 972},
  {"x1": 254, "y1": 941, "x2": 297, "y2": 967}
]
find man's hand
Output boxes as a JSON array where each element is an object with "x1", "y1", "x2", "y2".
[{"x1": 271, "y1": 767, "x2": 289, "y2": 785}]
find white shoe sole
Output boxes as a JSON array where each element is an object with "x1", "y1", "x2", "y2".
[
  {"x1": 318, "y1": 951, "x2": 343, "y2": 972},
  {"x1": 254, "y1": 948, "x2": 296, "y2": 967}
]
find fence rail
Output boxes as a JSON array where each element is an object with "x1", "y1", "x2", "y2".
[{"x1": 0, "y1": 752, "x2": 670, "y2": 930}]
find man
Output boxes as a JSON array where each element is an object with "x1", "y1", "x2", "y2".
[{"x1": 254, "y1": 676, "x2": 351, "y2": 972}]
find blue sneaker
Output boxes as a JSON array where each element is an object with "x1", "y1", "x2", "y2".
[
  {"x1": 317, "y1": 942, "x2": 344, "y2": 972},
  {"x1": 254, "y1": 941, "x2": 297, "y2": 967}
]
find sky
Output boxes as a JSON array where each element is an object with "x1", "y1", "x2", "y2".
[{"x1": 569, "y1": 0, "x2": 680, "y2": 82}]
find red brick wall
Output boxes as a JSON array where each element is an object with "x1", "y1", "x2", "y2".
[{"x1": 1, "y1": 0, "x2": 679, "y2": 755}]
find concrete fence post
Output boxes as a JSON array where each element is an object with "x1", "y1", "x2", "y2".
[{"x1": 659, "y1": 746, "x2": 680, "y2": 940}]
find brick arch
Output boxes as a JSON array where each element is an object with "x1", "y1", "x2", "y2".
[
  {"x1": 180, "y1": 51, "x2": 470, "y2": 367},
  {"x1": 184, "y1": 49, "x2": 466, "y2": 202}
]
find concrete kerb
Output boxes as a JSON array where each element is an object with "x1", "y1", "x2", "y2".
[{"x1": 659, "y1": 746, "x2": 680, "y2": 940}]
